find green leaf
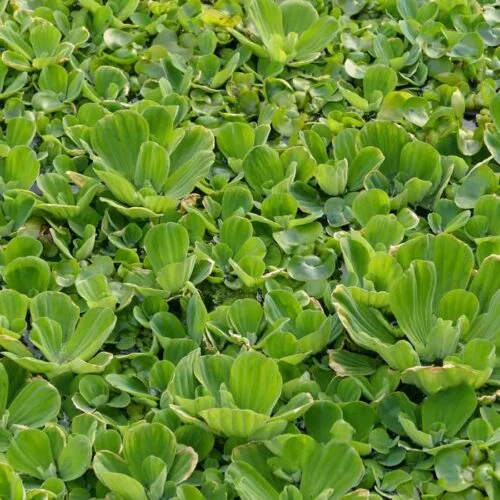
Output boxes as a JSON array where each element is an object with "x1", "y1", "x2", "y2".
[
  {"x1": 403, "y1": 96, "x2": 430, "y2": 126},
  {"x1": 92, "y1": 110, "x2": 149, "y2": 180},
  {"x1": 226, "y1": 461, "x2": 279, "y2": 500},
  {"x1": 264, "y1": 290, "x2": 302, "y2": 328},
  {"x1": 287, "y1": 252, "x2": 336, "y2": 281},
  {"x1": 156, "y1": 257, "x2": 196, "y2": 293},
  {"x1": 142, "y1": 105, "x2": 175, "y2": 147},
  {"x1": 438, "y1": 289, "x2": 479, "y2": 325},
  {"x1": 470, "y1": 255, "x2": 500, "y2": 312},
  {"x1": 363, "y1": 65, "x2": 397, "y2": 100},
  {"x1": 229, "y1": 351, "x2": 282, "y2": 415},
  {"x1": 30, "y1": 21, "x2": 61, "y2": 58},
  {"x1": 342, "y1": 401, "x2": 377, "y2": 440},
  {"x1": 243, "y1": 146, "x2": 284, "y2": 194},
  {"x1": 3, "y1": 256, "x2": 51, "y2": 296},
  {"x1": 76, "y1": 274, "x2": 115, "y2": 309},
  {"x1": 316, "y1": 160, "x2": 348, "y2": 196},
  {"x1": 194, "y1": 354, "x2": 233, "y2": 399},
  {"x1": 175, "y1": 425, "x2": 214, "y2": 462},
  {"x1": 30, "y1": 291, "x2": 80, "y2": 340},
  {"x1": 123, "y1": 423, "x2": 176, "y2": 484},
  {"x1": 169, "y1": 126, "x2": 214, "y2": 174},
  {"x1": 187, "y1": 294, "x2": 208, "y2": 344},
  {"x1": 401, "y1": 346, "x2": 493, "y2": 394},
  {"x1": 435, "y1": 449, "x2": 473, "y2": 492},
  {"x1": 449, "y1": 33, "x2": 484, "y2": 59},
  {"x1": 455, "y1": 165, "x2": 498, "y2": 209},
  {"x1": 57, "y1": 435, "x2": 92, "y2": 481},
  {"x1": 4, "y1": 145, "x2": 40, "y2": 189},
  {"x1": 217, "y1": 122, "x2": 255, "y2": 160},
  {"x1": 399, "y1": 141, "x2": 442, "y2": 189},
  {"x1": 228, "y1": 299, "x2": 263, "y2": 342},
  {"x1": 396, "y1": 234, "x2": 474, "y2": 307},
  {"x1": 475, "y1": 194, "x2": 500, "y2": 237},
  {"x1": 300, "y1": 442, "x2": 364, "y2": 498},
  {"x1": 304, "y1": 401, "x2": 342, "y2": 443},
  {"x1": 295, "y1": 16, "x2": 337, "y2": 61},
  {"x1": 5, "y1": 116, "x2": 36, "y2": 147},
  {"x1": 169, "y1": 446, "x2": 198, "y2": 484},
  {"x1": 352, "y1": 189, "x2": 390, "y2": 226},
  {"x1": 7, "y1": 429, "x2": 55, "y2": 480},
  {"x1": 390, "y1": 260, "x2": 436, "y2": 352},
  {"x1": 273, "y1": 222, "x2": 322, "y2": 254},
  {"x1": 105, "y1": 374, "x2": 151, "y2": 399},
  {"x1": 490, "y1": 93, "x2": 500, "y2": 131},
  {"x1": 200, "y1": 408, "x2": 272, "y2": 438},
  {"x1": 134, "y1": 141, "x2": 170, "y2": 192},
  {"x1": 338, "y1": 81, "x2": 370, "y2": 112},
  {"x1": 333, "y1": 284, "x2": 395, "y2": 345},
  {"x1": 93, "y1": 65, "x2": 128, "y2": 98},
  {"x1": 219, "y1": 216, "x2": 253, "y2": 256},
  {"x1": 398, "y1": 415, "x2": 433, "y2": 448},
  {"x1": 0, "y1": 289, "x2": 28, "y2": 334},
  {"x1": 0, "y1": 364, "x2": 8, "y2": 420},
  {"x1": 378, "y1": 392, "x2": 417, "y2": 435},
  {"x1": 365, "y1": 214, "x2": 405, "y2": 248},
  {"x1": 0, "y1": 26, "x2": 33, "y2": 59},
  {"x1": 8, "y1": 380, "x2": 60, "y2": 428},
  {"x1": 280, "y1": 0, "x2": 318, "y2": 35},
  {"x1": 145, "y1": 222, "x2": 189, "y2": 270},
  {"x1": 347, "y1": 147, "x2": 384, "y2": 191},
  {"x1": 64, "y1": 308, "x2": 116, "y2": 361},
  {"x1": 358, "y1": 121, "x2": 411, "y2": 177},
  {"x1": 212, "y1": 52, "x2": 240, "y2": 88},
  {"x1": 421, "y1": 385, "x2": 477, "y2": 438},
  {"x1": 248, "y1": 0, "x2": 284, "y2": 47},
  {"x1": 163, "y1": 150, "x2": 215, "y2": 199},
  {"x1": 38, "y1": 65, "x2": 68, "y2": 94},
  {"x1": 94, "y1": 451, "x2": 148, "y2": 500},
  {"x1": 0, "y1": 463, "x2": 24, "y2": 500},
  {"x1": 221, "y1": 185, "x2": 254, "y2": 218},
  {"x1": 328, "y1": 350, "x2": 379, "y2": 377}
]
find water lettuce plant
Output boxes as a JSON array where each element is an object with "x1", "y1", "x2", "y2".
[{"x1": 0, "y1": 0, "x2": 498, "y2": 497}]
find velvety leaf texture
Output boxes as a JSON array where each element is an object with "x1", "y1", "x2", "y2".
[{"x1": 0, "y1": 0, "x2": 497, "y2": 497}]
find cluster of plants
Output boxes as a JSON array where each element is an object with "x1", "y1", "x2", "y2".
[{"x1": 0, "y1": 0, "x2": 499, "y2": 498}]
